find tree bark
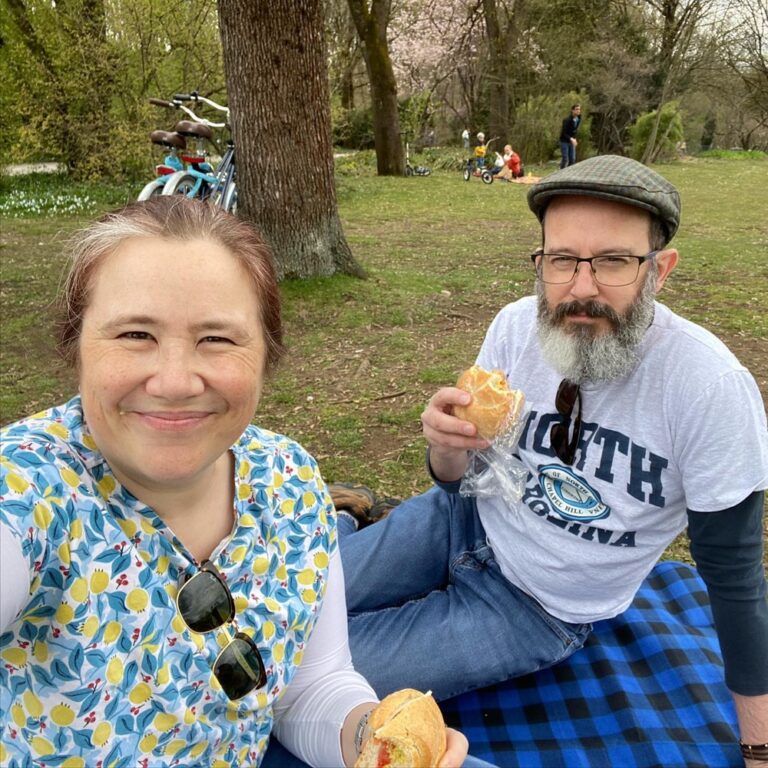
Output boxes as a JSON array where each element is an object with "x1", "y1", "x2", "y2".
[
  {"x1": 482, "y1": 0, "x2": 512, "y2": 145},
  {"x1": 217, "y1": 0, "x2": 366, "y2": 279},
  {"x1": 347, "y1": 0, "x2": 404, "y2": 175}
]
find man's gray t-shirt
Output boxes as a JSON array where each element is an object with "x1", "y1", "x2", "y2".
[{"x1": 475, "y1": 297, "x2": 768, "y2": 624}]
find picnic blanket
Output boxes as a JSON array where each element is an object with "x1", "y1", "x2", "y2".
[{"x1": 440, "y1": 561, "x2": 741, "y2": 768}]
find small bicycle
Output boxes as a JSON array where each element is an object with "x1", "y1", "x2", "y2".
[
  {"x1": 463, "y1": 159, "x2": 494, "y2": 184},
  {"x1": 463, "y1": 137, "x2": 499, "y2": 184}
]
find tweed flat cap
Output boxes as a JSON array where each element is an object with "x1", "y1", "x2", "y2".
[{"x1": 528, "y1": 155, "x2": 681, "y2": 241}]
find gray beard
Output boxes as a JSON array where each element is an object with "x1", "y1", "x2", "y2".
[{"x1": 536, "y1": 266, "x2": 658, "y2": 384}]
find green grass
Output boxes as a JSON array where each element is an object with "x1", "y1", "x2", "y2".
[
  {"x1": 2, "y1": 156, "x2": 767, "y2": 561},
  {"x1": 697, "y1": 149, "x2": 767, "y2": 161}
]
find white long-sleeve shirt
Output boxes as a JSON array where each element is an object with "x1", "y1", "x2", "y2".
[{"x1": 1, "y1": 525, "x2": 376, "y2": 766}]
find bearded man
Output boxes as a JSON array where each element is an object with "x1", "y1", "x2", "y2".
[{"x1": 336, "y1": 156, "x2": 768, "y2": 766}]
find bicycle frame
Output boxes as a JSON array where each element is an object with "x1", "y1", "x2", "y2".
[{"x1": 167, "y1": 142, "x2": 235, "y2": 203}]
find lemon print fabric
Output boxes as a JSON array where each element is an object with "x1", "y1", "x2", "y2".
[{"x1": 0, "y1": 396, "x2": 336, "y2": 765}]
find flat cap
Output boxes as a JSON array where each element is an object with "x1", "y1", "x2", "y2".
[{"x1": 527, "y1": 155, "x2": 681, "y2": 241}]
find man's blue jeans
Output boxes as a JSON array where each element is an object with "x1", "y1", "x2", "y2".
[
  {"x1": 560, "y1": 140, "x2": 576, "y2": 167},
  {"x1": 340, "y1": 487, "x2": 591, "y2": 701}
]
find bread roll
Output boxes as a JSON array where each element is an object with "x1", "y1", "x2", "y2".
[
  {"x1": 354, "y1": 689, "x2": 446, "y2": 768},
  {"x1": 453, "y1": 365, "x2": 525, "y2": 439}
]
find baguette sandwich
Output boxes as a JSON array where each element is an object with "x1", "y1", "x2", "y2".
[
  {"x1": 453, "y1": 365, "x2": 525, "y2": 439},
  {"x1": 354, "y1": 689, "x2": 446, "y2": 768}
]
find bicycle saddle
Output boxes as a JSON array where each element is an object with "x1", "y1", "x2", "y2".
[
  {"x1": 150, "y1": 130, "x2": 186, "y2": 149},
  {"x1": 174, "y1": 121, "x2": 214, "y2": 140}
]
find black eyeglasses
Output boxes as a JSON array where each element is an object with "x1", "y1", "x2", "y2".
[
  {"x1": 531, "y1": 251, "x2": 658, "y2": 286},
  {"x1": 550, "y1": 380, "x2": 582, "y2": 465},
  {"x1": 176, "y1": 560, "x2": 266, "y2": 700}
]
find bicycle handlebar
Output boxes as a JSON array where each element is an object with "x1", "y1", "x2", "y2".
[
  {"x1": 173, "y1": 91, "x2": 229, "y2": 115},
  {"x1": 148, "y1": 96, "x2": 227, "y2": 129}
]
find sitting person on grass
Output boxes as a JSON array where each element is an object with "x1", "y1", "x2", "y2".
[
  {"x1": 494, "y1": 144, "x2": 525, "y2": 180},
  {"x1": 331, "y1": 155, "x2": 768, "y2": 767},
  {"x1": 0, "y1": 197, "x2": 469, "y2": 768}
]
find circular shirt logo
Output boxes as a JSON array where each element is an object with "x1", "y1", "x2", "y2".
[{"x1": 538, "y1": 464, "x2": 610, "y2": 522}]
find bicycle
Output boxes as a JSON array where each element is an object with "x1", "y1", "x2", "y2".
[
  {"x1": 463, "y1": 136, "x2": 497, "y2": 184},
  {"x1": 137, "y1": 129, "x2": 188, "y2": 200},
  {"x1": 402, "y1": 132, "x2": 431, "y2": 177},
  {"x1": 137, "y1": 96, "x2": 218, "y2": 201},
  {"x1": 159, "y1": 92, "x2": 237, "y2": 213}
]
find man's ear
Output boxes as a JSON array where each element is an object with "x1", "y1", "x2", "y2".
[{"x1": 655, "y1": 248, "x2": 678, "y2": 291}]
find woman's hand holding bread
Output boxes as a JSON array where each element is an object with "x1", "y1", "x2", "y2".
[{"x1": 354, "y1": 689, "x2": 467, "y2": 768}]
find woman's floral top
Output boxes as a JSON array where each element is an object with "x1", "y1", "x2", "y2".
[{"x1": 0, "y1": 397, "x2": 337, "y2": 767}]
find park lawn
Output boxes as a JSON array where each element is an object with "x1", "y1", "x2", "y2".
[{"x1": 1, "y1": 157, "x2": 767, "y2": 563}]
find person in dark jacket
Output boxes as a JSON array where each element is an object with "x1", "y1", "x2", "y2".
[{"x1": 559, "y1": 104, "x2": 582, "y2": 168}]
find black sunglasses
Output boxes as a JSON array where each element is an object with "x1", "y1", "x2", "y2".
[
  {"x1": 550, "y1": 380, "x2": 582, "y2": 465},
  {"x1": 176, "y1": 560, "x2": 266, "y2": 700}
]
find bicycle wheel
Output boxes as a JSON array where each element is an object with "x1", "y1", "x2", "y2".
[
  {"x1": 481, "y1": 170, "x2": 494, "y2": 184},
  {"x1": 137, "y1": 179, "x2": 166, "y2": 201},
  {"x1": 162, "y1": 171, "x2": 202, "y2": 199},
  {"x1": 463, "y1": 167, "x2": 471, "y2": 181},
  {"x1": 221, "y1": 182, "x2": 238, "y2": 214}
]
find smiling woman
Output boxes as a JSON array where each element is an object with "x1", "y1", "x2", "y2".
[
  {"x1": 77, "y1": 235, "x2": 270, "y2": 534},
  {"x1": 0, "y1": 197, "x2": 468, "y2": 768}
]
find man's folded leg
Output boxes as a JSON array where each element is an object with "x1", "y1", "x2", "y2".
[{"x1": 341, "y1": 489, "x2": 591, "y2": 700}]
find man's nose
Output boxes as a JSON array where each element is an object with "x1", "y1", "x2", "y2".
[{"x1": 569, "y1": 261, "x2": 600, "y2": 298}]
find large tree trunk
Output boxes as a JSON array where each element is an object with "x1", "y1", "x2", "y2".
[
  {"x1": 347, "y1": 0, "x2": 404, "y2": 175},
  {"x1": 483, "y1": 0, "x2": 511, "y2": 145},
  {"x1": 218, "y1": 0, "x2": 366, "y2": 279}
]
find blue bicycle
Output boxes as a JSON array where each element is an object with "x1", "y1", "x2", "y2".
[
  {"x1": 160, "y1": 92, "x2": 237, "y2": 213},
  {"x1": 138, "y1": 96, "x2": 215, "y2": 200}
]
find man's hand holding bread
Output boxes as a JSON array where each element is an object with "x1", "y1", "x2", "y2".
[{"x1": 421, "y1": 365, "x2": 525, "y2": 483}]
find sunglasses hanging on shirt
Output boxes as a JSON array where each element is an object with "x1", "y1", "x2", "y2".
[
  {"x1": 550, "y1": 379, "x2": 582, "y2": 465},
  {"x1": 176, "y1": 559, "x2": 267, "y2": 700}
]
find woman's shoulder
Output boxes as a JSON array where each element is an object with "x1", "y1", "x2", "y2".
[
  {"x1": 1, "y1": 398, "x2": 103, "y2": 543},
  {"x1": 2, "y1": 397, "x2": 95, "y2": 471},
  {"x1": 234, "y1": 423, "x2": 321, "y2": 473}
]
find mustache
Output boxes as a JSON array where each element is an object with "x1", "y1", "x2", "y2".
[{"x1": 551, "y1": 300, "x2": 622, "y2": 325}]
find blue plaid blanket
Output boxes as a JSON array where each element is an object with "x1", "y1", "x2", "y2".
[{"x1": 440, "y1": 561, "x2": 740, "y2": 768}]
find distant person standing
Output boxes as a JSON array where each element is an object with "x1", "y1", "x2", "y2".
[
  {"x1": 462, "y1": 128, "x2": 470, "y2": 149},
  {"x1": 474, "y1": 132, "x2": 487, "y2": 168},
  {"x1": 559, "y1": 104, "x2": 582, "y2": 168}
]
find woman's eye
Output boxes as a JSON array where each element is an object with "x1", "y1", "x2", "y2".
[
  {"x1": 120, "y1": 331, "x2": 151, "y2": 340},
  {"x1": 201, "y1": 336, "x2": 233, "y2": 344}
]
